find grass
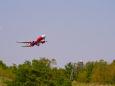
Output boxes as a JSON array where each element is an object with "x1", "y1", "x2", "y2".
[
  {"x1": 0, "y1": 77, "x2": 115, "y2": 86},
  {"x1": 72, "y1": 81, "x2": 115, "y2": 86}
]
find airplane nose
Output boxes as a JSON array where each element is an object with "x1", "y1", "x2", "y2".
[{"x1": 42, "y1": 35, "x2": 46, "y2": 38}]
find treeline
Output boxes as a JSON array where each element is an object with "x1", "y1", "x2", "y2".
[
  {"x1": 0, "y1": 60, "x2": 16, "y2": 79},
  {"x1": 0, "y1": 58, "x2": 115, "y2": 86}
]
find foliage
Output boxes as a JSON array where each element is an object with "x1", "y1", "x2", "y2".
[
  {"x1": 65, "y1": 59, "x2": 115, "y2": 85},
  {"x1": 85, "y1": 61, "x2": 94, "y2": 82},
  {"x1": 8, "y1": 58, "x2": 72, "y2": 86},
  {"x1": 0, "y1": 60, "x2": 16, "y2": 79},
  {"x1": 0, "y1": 58, "x2": 115, "y2": 86}
]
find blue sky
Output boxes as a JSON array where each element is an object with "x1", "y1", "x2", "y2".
[{"x1": 0, "y1": 0, "x2": 115, "y2": 68}]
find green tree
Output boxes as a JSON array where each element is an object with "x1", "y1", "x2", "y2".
[
  {"x1": 65, "y1": 62, "x2": 76, "y2": 80},
  {"x1": 91, "y1": 60, "x2": 108, "y2": 84},
  {"x1": 77, "y1": 70, "x2": 87, "y2": 83},
  {"x1": 9, "y1": 58, "x2": 72, "y2": 86},
  {"x1": 85, "y1": 61, "x2": 94, "y2": 82},
  {"x1": 106, "y1": 60, "x2": 115, "y2": 84}
]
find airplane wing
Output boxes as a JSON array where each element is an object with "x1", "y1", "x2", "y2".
[{"x1": 16, "y1": 41, "x2": 32, "y2": 43}]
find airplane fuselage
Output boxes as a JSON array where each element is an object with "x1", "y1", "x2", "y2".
[{"x1": 30, "y1": 36, "x2": 44, "y2": 46}]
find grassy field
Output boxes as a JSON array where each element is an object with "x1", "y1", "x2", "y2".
[
  {"x1": 0, "y1": 78, "x2": 114, "y2": 86},
  {"x1": 72, "y1": 83, "x2": 115, "y2": 86},
  {"x1": 72, "y1": 81, "x2": 115, "y2": 86}
]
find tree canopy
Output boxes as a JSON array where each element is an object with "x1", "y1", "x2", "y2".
[{"x1": 0, "y1": 58, "x2": 114, "y2": 86}]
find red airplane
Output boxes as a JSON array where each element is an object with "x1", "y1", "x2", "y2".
[{"x1": 16, "y1": 35, "x2": 48, "y2": 47}]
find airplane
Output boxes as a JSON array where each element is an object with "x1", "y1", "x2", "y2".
[{"x1": 16, "y1": 35, "x2": 48, "y2": 47}]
